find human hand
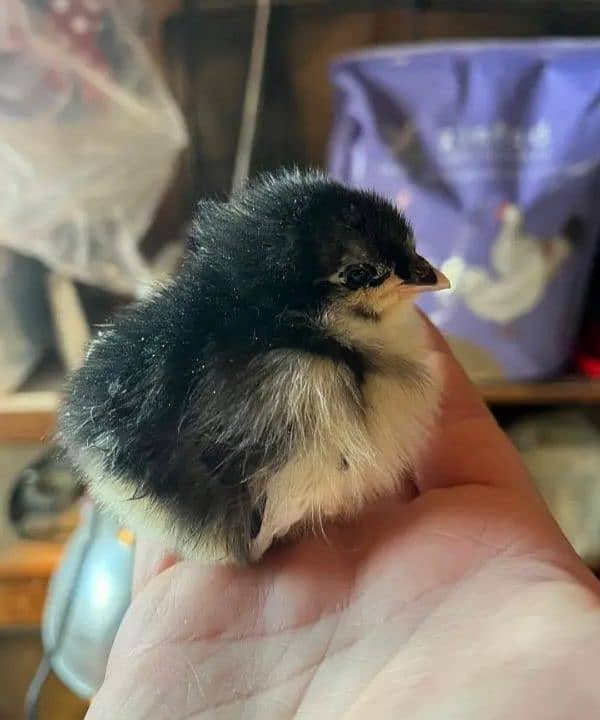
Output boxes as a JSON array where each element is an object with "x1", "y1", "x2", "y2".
[{"x1": 86, "y1": 327, "x2": 600, "y2": 719}]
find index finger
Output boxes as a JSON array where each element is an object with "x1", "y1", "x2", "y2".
[
  {"x1": 416, "y1": 315, "x2": 536, "y2": 496},
  {"x1": 132, "y1": 536, "x2": 179, "y2": 596}
]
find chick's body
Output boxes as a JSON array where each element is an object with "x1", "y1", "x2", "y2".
[{"x1": 59, "y1": 171, "x2": 447, "y2": 564}]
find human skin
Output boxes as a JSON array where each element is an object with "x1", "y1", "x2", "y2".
[{"x1": 85, "y1": 325, "x2": 600, "y2": 719}]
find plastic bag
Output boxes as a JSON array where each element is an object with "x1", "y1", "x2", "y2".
[
  {"x1": 329, "y1": 41, "x2": 600, "y2": 381},
  {"x1": 509, "y1": 412, "x2": 600, "y2": 568},
  {"x1": 0, "y1": 248, "x2": 51, "y2": 394},
  {"x1": 0, "y1": 0, "x2": 187, "y2": 295}
]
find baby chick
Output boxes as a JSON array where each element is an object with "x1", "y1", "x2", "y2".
[{"x1": 58, "y1": 170, "x2": 449, "y2": 564}]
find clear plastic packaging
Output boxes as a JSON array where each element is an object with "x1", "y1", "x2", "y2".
[
  {"x1": 0, "y1": 248, "x2": 51, "y2": 394},
  {"x1": 0, "y1": 0, "x2": 187, "y2": 295}
]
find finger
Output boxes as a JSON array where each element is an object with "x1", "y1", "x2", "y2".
[
  {"x1": 420, "y1": 311, "x2": 491, "y2": 421},
  {"x1": 420, "y1": 311, "x2": 455, "y2": 355},
  {"x1": 416, "y1": 316, "x2": 536, "y2": 496},
  {"x1": 132, "y1": 535, "x2": 180, "y2": 596}
]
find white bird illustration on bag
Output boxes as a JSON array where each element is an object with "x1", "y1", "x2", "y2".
[{"x1": 441, "y1": 203, "x2": 583, "y2": 324}]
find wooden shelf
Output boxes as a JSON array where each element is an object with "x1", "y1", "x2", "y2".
[
  {"x1": 0, "y1": 393, "x2": 59, "y2": 444},
  {"x1": 0, "y1": 541, "x2": 64, "y2": 581},
  {"x1": 479, "y1": 377, "x2": 600, "y2": 405},
  {"x1": 0, "y1": 542, "x2": 65, "y2": 626},
  {"x1": 186, "y1": 0, "x2": 600, "y2": 13},
  {"x1": 0, "y1": 361, "x2": 62, "y2": 443}
]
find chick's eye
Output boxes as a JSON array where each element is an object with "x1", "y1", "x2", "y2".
[{"x1": 343, "y1": 263, "x2": 378, "y2": 290}]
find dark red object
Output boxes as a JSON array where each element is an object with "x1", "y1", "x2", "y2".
[{"x1": 575, "y1": 324, "x2": 600, "y2": 378}]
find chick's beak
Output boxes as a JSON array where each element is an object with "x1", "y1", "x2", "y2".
[{"x1": 405, "y1": 255, "x2": 450, "y2": 292}]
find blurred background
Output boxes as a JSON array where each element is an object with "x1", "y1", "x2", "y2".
[{"x1": 1, "y1": 1, "x2": 600, "y2": 718}]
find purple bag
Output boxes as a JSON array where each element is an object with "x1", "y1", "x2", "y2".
[{"x1": 329, "y1": 41, "x2": 600, "y2": 381}]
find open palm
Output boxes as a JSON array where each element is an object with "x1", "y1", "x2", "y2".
[{"x1": 87, "y1": 334, "x2": 600, "y2": 720}]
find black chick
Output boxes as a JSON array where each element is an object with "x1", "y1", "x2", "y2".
[{"x1": 58, "y1": 170, "x2": 449, "y2": 564}]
